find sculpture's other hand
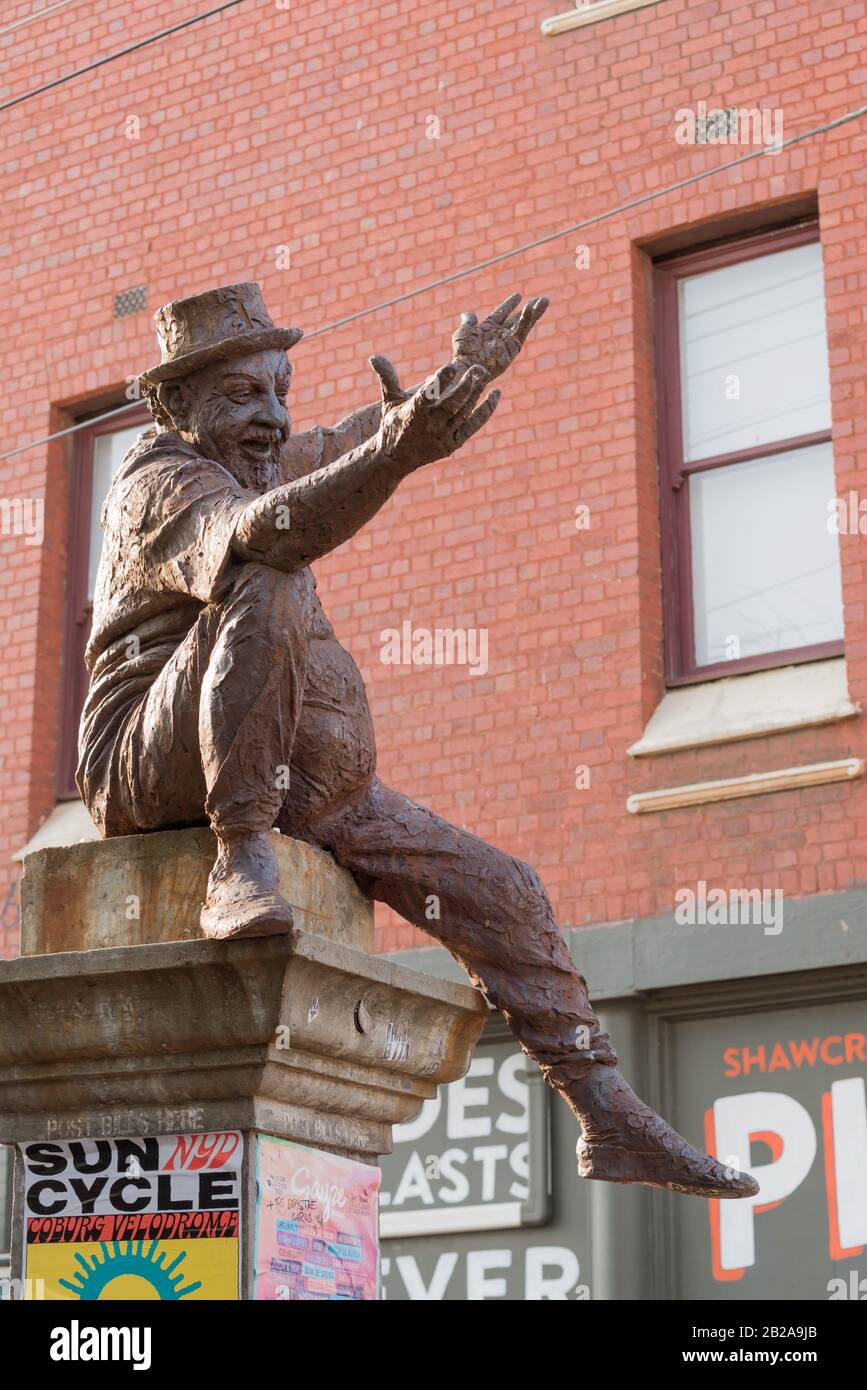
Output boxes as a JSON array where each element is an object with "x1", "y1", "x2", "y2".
[
  {"x1": 370, "y1": 356, "x2": 500, "y2": 470},
  {"x1": 451, "y1": 292, "x2": 549, "y2": 381}
]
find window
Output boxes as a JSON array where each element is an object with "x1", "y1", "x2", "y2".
[
  {"x1": 655, "y1": 223, "x2": 844, "y2": 684},
  {"x1": 59, "y1": 408, "x2": 149, "y2": 797}
]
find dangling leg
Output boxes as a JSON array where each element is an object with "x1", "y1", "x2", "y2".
[{"x1": 311, "y1": 777, "x2": 759, "y2": 1199}]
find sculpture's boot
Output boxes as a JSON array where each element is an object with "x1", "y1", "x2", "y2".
[
  {"x1": 200, "y1": 832, "x2": 295, "y2": 941},
  {"x1": 566, "y1": 1060, "x2": 759, "y2": 1198}
]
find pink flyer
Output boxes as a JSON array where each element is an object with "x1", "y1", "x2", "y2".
[{"x1": 254, "y1": 1135, "x2": 381, "y2": 1300}]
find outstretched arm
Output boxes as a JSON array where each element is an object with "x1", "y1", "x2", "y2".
[
  {"x1": 282, "y1": 293, "x2": 547, "y2": 479},
  {"x1": 234, "y1": 359, "x2": 499, "y2": 572},
  {"x1": 282, "y1": 401, "x2": 383, "y2": 480}
]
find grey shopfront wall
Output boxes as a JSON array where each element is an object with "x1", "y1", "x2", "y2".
[{"x1": 381, "y1": 890, "x2": 867, "y2": 1301}]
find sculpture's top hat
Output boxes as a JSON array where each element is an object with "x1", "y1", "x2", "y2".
[{"x1": 139, "y1": 282, "x2": 303, "y2": 385}]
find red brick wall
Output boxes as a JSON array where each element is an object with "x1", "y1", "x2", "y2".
[{"x1": 2, "y1": 0, "x2": 866, "y2": 958}]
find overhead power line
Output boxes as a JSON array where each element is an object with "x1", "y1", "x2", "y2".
[
  {"x1": 304, "y1": 99, "x2": 867, "y2": 342},
  {"x1": 2, "y1": 97, "x2": 867, "y2": 464},
  {"x1": 0, "y1": 0, "x2": 247, "y2": 114}
]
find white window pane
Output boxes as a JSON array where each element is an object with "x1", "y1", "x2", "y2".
[
  {"x1": 679, "y1": 242, "x2": 831, "y2": 461},
  {"x1": 690, "y1": 442, "x2": 843, "y2": 667},
  {"x1": 88, "y1": 425, "x2": 142, "y2": 599}
]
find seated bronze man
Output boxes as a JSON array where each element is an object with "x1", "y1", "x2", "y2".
[{"x1": 78, "y1": 282, "x2": 758, "y2": 1200}]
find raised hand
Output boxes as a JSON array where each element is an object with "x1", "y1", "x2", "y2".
[
  {"x1": 451, "y1": 293, "x2": 549, "y2": 381},
  {"x1": 370, "y1": 356, "x2": 501, "y2": 470}
]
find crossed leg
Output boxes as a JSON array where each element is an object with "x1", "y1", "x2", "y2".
[{"x1": 95, "y1": 561, "x2": 317, "y2": 937}]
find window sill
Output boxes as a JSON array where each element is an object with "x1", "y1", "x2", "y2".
[
  {"x1": 628, "y1": 657, "x2": 859, "y2": 759},
  {"x1": 541, "y1": 0, "x2": 665, "y2": 36},
  {"x1": 15, "y1": 799, "x2": 98, "y2": 862},
  {"x1": 626, "y1": 758, "x2": 864, "y2": 814}
]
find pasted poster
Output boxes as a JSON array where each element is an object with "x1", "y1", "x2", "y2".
[
  {"x1": 254, "y1": 1135, "x2": 381, "y2": 1300},
  {"x1": 672, "y1": 1001, "x2": 867, "y2": 1299},
  {"x1": 20, "y1": 1132, "x2": 242, "y2": 1300}
]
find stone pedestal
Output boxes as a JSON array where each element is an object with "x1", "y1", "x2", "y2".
[{"x1": 0, "y1": 830, "x2": 486, "y2": 1300}]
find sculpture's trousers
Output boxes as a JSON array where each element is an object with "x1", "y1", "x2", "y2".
[
  {"x1": 113, "y1": 562, "x2": 617, "y2": 1081},
  {"x1": 114, "y1": 562, "x2": 314, "y2": 839},
  {"x1": 310, "y1": 780, "x2": 618, "y2": 1082}
]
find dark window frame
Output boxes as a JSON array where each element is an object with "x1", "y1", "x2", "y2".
[
  {"x1": 58, "y1": 407, "x2": 150, "y2": 798},
  {"x1": 654, "y1": 220, "x2": 842, "y2": 686}
]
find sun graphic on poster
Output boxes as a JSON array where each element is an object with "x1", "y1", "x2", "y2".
[{"x1": 58, "y1": 1240, "x2": 203, "y2": 1301}]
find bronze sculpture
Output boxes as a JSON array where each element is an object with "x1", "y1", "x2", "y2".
[{"x1": 78, "y1": 282, "x2": 758, "y2": 1200}]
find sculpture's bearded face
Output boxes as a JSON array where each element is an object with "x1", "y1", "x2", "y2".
[{"x1": 158, "y1": 350, "x2": 292, "y2": 491}]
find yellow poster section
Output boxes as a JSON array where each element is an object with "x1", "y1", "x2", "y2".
[{"x1": 25, "y1": 1237, "x2": 239, "y2": 1300}]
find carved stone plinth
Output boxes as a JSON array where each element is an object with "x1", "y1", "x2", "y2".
[
  {"x1": 19, "y1": 828, "x2": 375, "y2": 954},
  {"x1": 0, "y1": 831, "x2": 486, "y2": 1299}
]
